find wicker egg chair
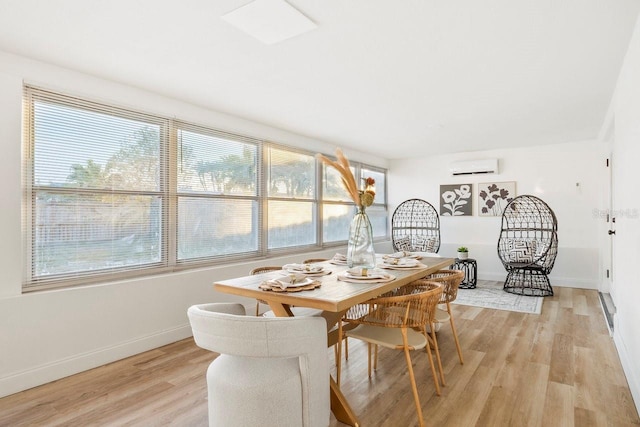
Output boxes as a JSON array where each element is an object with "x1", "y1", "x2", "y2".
[
  {"x1": 497, "y1": 195, "x2": 558, "y2": 297},
  {"x1": 391, "y1": 199, "x2": 440, "y2": 253}
]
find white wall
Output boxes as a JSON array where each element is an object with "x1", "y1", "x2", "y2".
[
  {"x1": 0, "y1": 51, "x2": 390, "y2": 398},
  {"x1": 389, "y1": 141, "x2": 608, "y2": 288},
  {"x1": 610, "y1": 13, "x2": 640, "y2": 414}
]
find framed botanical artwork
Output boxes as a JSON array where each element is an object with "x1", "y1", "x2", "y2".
[
  {"x1": 478, "y1": 182, "x2": 516, "y2": 216},
  {"x1": 440, "y1": 184, "x2": 472, "y2": 216}
]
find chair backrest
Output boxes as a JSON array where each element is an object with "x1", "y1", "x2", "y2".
[
  {"x1": 250, "y1": 266, "x2": 282, "y2": 275},
  {"x1": 344, "y1": 282, "x2": 443, "y2": 328},
  {"x1": 302, "y1": 258, "x2": 329, "y2": 264},
  {"x1": 497, "y1": 195, "x2": 558, "y2": 272},
  {"x1": 188, "y1": 302, "x2": 328, "y2": 358},
  {"x1": 426, "y1": 270, "x2": 465, "y2": 303},
  {"x1": 187, "y1": 303, "x2": 330, "y2": 427},
  {"x1": 392, "y1": 199, "x2": 440, "y2": 253}
]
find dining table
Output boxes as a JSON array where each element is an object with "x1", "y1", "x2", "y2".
[{"x1": 213, "y1": 254, "x2": 455, "y2": 427}]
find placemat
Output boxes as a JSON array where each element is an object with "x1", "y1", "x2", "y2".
[{"x1": 259, "y1": 280, "x2": 322, "y2": 292}]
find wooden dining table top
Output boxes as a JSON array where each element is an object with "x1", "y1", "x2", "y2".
[{"x1": 214, "y1": 255, "x2": 455, "y2": 314}]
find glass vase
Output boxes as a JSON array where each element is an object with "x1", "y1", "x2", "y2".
[{"x1": 347, "y1": 207, "x2": 376, "y2": 269}]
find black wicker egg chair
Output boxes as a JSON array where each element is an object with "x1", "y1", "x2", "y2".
[
  {"x1": 497, "y1": 195, "x2": 558, "y2": 297},
  {"x1": 391, "y1": 199, "x2": 440, "y2": 253}
]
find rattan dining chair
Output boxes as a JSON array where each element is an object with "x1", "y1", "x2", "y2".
[
  {"x1": 251, "y1": 266, "x2": 282, "y2": 316},
  {"x1": 337, "y1": 281, "x2": 444, "y2": 427},
  {"x1": 302, "y1": 258, "x2": 329, "y2": 264},
  {"x1": 422, "y1": 269, "x2": 465, "y2": 366}
]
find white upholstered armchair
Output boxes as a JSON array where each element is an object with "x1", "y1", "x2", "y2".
[{"x1": 187, "y1": 303, "x2": 330, "y2": 427}]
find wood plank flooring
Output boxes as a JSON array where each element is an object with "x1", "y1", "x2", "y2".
[{"x1": 1, "y1": 285, "x2": 638, "y2": 426}]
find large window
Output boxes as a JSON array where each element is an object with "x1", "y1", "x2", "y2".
[
  {"x1": 175, "y1": 124, "x2": 259, "y2": 261},
  {"x1": 23, "y1": 86, "x2": 388, "y2": 290}
]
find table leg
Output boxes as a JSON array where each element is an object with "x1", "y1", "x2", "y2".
[
  {"x1": 326, "y1": 310, "x2": 359, "y2": 425},
  {"x1": 322, "y1": 310, "x2": 346, "y2": 335},
  {"x1": 330, "y1": 377, "x2": 360, "y2": 427},
  {"x1": 266, "y1": 302, "x2": 294, "y2": 317}
]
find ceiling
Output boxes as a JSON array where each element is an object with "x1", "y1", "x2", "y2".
[{"x1": 1, "y1": 0, "x2": 639, "y2": 159}]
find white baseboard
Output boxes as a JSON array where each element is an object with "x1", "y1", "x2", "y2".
[
  {"x1": 0, "y1": 324, "x2": 192, "y2": 399},
  {"x1": 613, "y1": 322, "x2": 640, "y2": 418}
]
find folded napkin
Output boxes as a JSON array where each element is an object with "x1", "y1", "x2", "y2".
[
  {"x1": 383, "y1": 258, "x2": 419, "y2": 267},
  {"x1": 345, "y1": 267, "x2": 388, "y2": 279},
  {"x1": 270, "y1": 273, "x2": 307, "y2": 289},
  {"x1": 283, "y1": 263, "x2": 324, "y2": 273},
  {"x1": 331, "y1": 253, "x2": 348, "y2": 265},
  {"x1": 338, "y1": 271, "x2": 395, "y2": 283},
  {"x1": 260, "y1": 276, "x2": 320, "y2": 292},
  {"x1": 383, "y1": 251, "x2": 413, "y2": 259},
  {"x1": 347, "y1": 266, "x2": 372, "y2": 277}
]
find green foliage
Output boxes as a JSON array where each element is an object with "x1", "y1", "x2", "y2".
[
  {"x1": 67, "y1": 159, "x2": 105, "y2": 188},
  {"x1": 270, "y1": 159, "x2": 313, "y2": 197},
  {"x1": 194, "y1": 147, "x2": 256, "y2": 194},
  {"x1": 457, "y1": 246, "x2": 468, "y2": 252},
  {"x1": 66, "y1": 126, "x2": 161, "y2": 191}
]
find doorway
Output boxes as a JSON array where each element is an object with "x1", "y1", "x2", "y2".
[{"x1": 599, "y1": 152, "x2": 616, "y2": 333}]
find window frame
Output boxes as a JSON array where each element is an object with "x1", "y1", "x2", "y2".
[
  {"x1": 173, "y1": 121, "x2": 262, "y2": 265},
  {"x1": 22, "y1": 86, "x2": 388, "y2": 292}
]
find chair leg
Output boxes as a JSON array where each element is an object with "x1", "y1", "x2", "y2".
[
  {"x1": 423, "y1": 329, "x2": 441, "y2": 396},
  {"x1": 402, "y1": 329, "x2": 425, "y2": 427},
  {"x1": 374, "y1": 344, "x2": 378, "y2": 370},
  {"x1": 447, "y1": 302, "x2": 464, "y2": 364},
  {"x1": 344, "y1": 336, "x2": 349, "y2": 360},
  {"x1": 335, "y1": 325, "x2": 348, "y2": 366},
  {"x1": 336, "y1": 321, "x2": 343, "y2": 387},
  {"x1": 255, "y1": 300, "x2": 260, "y2": 316},
  {"x1": 429, "y1": 321, "x2": 446, "y2": 387},
  {"x1": 367, "y1": 343, "x2": 372, "y2": 377}
]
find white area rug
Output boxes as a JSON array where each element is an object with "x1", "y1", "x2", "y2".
[{"x1": 453, "y1": 280, "x2": 544, "y2": 314}]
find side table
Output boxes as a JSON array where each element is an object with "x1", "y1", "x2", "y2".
[{"x1": 450, "y1": 258, "x2": 477, "y2": 289}]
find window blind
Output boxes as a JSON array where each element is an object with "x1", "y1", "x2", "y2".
[
  {"x1": 174, "y1": 122, "x2": 260, "y2": 262},
  {"x1": 24, "y1": 87, "x2": 169, "y2": 289},
  {"x1": 22, "y1": 85, "x2": 389, "y2": 291}
]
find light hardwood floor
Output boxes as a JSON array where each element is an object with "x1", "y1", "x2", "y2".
[{"x1": 1, "y1": 285, "x2": 638, "y2": 426}]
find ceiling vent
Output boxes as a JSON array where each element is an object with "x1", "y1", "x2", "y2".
[
  {"x1": 221, "y1": 0, "x2": 317, "y2": 45},
  {"x1": 449, "y1": 159, "x2": 499, "y2": 176}
]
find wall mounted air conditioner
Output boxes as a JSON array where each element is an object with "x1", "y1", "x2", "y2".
[{"x1": 449, "y1": 158, "x2": 499, "y2": 176}]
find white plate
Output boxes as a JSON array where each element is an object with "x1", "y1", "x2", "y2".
[
  {"x1": 338, "y1": 272, "x2": 395, "y2": 283},
  {"x1": 274, "y1": 276, "x2": 314, "y2": 289},
  {"x1": 378, "y1": 263, "x2": 424, "y2": 270},
  {"x1": 344, "y1": 269, "x2": 388, "y2": 280},
  {"x1": 382, "y1": 259, "x2": 419, "y2": 268}
]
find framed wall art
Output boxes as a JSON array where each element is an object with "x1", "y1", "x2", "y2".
[
  {"x1": 478, "y1": 181, "x2": 516, "y2": 216},
  {"x1": 440, "y1": 184, "x2": 472, "y2": 216}
]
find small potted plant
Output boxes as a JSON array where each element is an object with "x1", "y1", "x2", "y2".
[{"x1": 457, "y1": 246, "x2": 469, "y2": 260}]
